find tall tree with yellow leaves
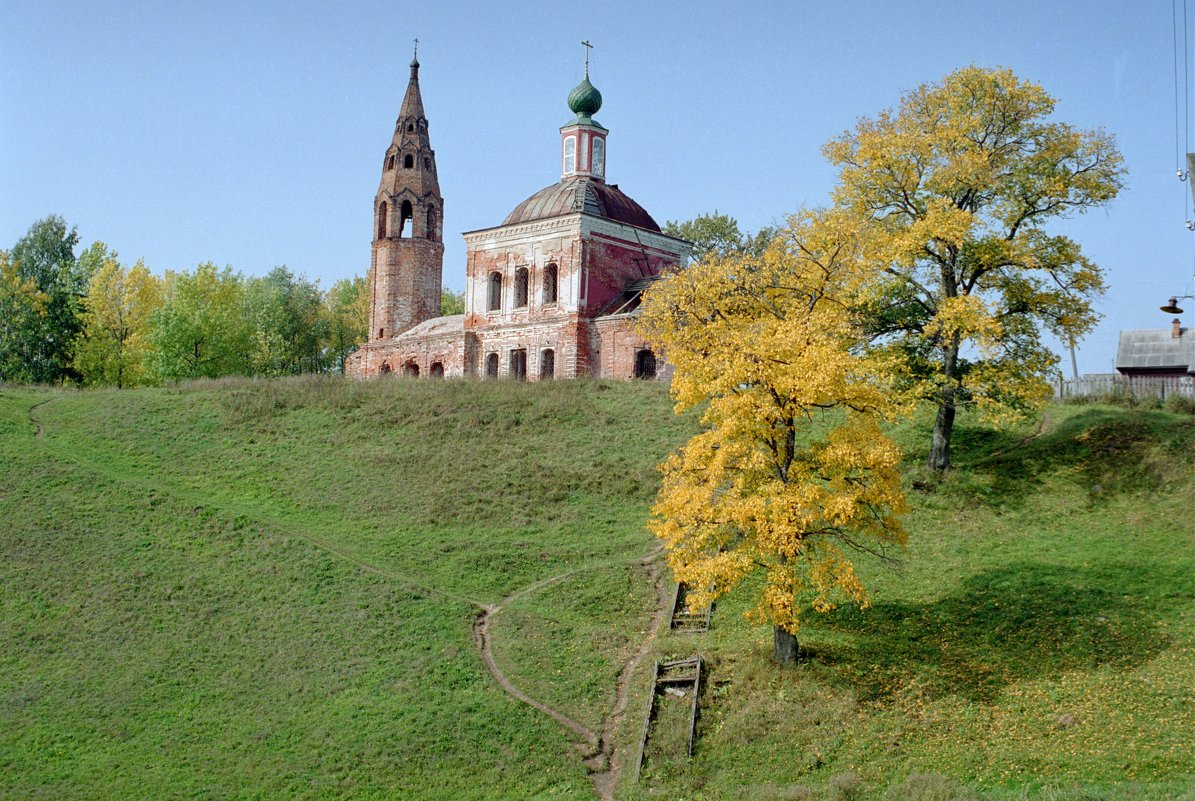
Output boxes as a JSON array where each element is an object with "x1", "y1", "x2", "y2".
[
  {"x1": 74, "y1": 253, "x2": 162, "y2": 387},
  {"x1": 638, "y1": 210, "x2": 908, "y2": 662},
  {"x1": 824, "y1": 67, "x2": 1124, "y2": 472}
]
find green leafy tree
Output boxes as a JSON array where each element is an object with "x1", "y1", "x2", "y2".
[
  {"x1": 662, "y1": 212, "x2": 776, "y2": 262},
  {"x1": 824, "y1": 67, "x2": 1125, "y2": 471},
  {"x1": 440, "y1": 285, "x2": 465, "y2": 316},
  {"x1": 0, "y1": 216, "x2": 89, "y2": 383},
  {"x1": 147, "y1": 263, "x2": 253, "y2": 381},
  {"x1": 245, "y1": 267, "x2": 328, "y2": 375},
  {"x1": 324, "y1": 274, "x2": 369, "y2": 373},
  {"x1": 74, "y1": 255, "x2": 163, "y2": 387}
]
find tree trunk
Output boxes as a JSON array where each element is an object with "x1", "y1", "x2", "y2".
[
  {"x1": 773, "y1": 625, "x2": 799, "y2": 663},
  {"x1": 927, "y1": 387, "x2": 956, "y2": 473},
  {"x1": 928, "y1": 338, "x2": 962, "y2": 473}
]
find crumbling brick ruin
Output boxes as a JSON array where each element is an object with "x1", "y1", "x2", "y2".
[{"x1": 346, "y1": 55, "x2": 689, "y2": 381}]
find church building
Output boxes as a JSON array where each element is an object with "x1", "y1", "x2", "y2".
[{"x1": 344, "y1": 53, "x2": 689, "y2": 380}]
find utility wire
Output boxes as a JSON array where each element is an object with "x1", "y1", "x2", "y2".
[
  {"x1": 1175, "y1": 0, "x2": 1184, "y2": 175},
  {"x1": 1184, "y1": 0, "x2": 1190, "y2": 160}
]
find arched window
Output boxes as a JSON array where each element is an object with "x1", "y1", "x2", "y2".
[
  {"x1": 424, "y1": 157, "x2": 431, "y2": 169},
  {"x1": 488, "y1": 272, "x2": 502, "y2": 312},
  {"x1": 426, "y1": 205, "x2": 437, "y2": 242},
  {"x1": 591, "y1": 137, "x2": 605, "y2": 178},
  {"x1": 485, "y1": 352, "x2": 499, "y2": 378},
  {"x1": 404, "y1": 153, "x2": 414, "y2": 169},
  {"x1": 386, "y1": 154, "x2": 396, "y2": 170},
  {"x1": 634, "y1": 349, "x2": 657, "y2": 379},
  {"x1": 514, "y1": 268, "x2": 529, "y2": 308},
  {"x1": 399, "y1": 200, "x2": 413, "y2": 237},
  {"x1": 402, "y1": 361, "x2": 419, "y2": 377},
  {"x1": 378, "y1": 327, "x2": 384, "y2": 338},
  {"x1": 380, "y1": 361, "x2": 392, "y2": 374},
  {"x1": 510, "y1": 349, "x2": 527, "y2": 381},
  {"x1": 543, "y1": 263, "x2": 558, "y2": 305},
  {"x1": 563, "y1": 136, "x2": 576, "y2": 174},
  {"x1": 540, "y1": 349, "x2": 555, "y2": 379},
  {"x1": 377, "y1": 201, "x2": 388, "y2": 239},
  {"x1": 430, "y1": 362, "x2": 444, "y2": 378},
  {"x1": 407, "y1": 123, "x2": 414, "y2": 132}
]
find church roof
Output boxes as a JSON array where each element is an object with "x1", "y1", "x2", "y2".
[
  {"x1": 397, "y1": 314, "x2": 465, "y2": 340},
  {"x1": 598, "y1": 275, "x2": 661, "y2": 318},
  {"x1": 501, "y1": 176, "x2": 661, "y2": 231}
]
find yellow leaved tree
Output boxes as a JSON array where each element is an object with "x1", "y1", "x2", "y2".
[
  {"x1": 638, "y1": 210, "x2": 909, "y2": 662},
  {"x1": 825, "y1": 66, "x2": 1125, "y2": 471},
  {"x1": 74, "y1": 254, "x2": 162, "y2": 388}
]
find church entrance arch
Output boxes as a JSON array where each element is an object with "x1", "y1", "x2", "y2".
[{"x1": 634, "y1": 349, "x2": 657, "y2": 379}]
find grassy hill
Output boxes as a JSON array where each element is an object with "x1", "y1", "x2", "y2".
[{"x1": 1, "y1": 377, "x2": 1192, "y2": 800}]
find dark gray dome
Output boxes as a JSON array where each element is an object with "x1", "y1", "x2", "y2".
[{"x1": 501, "y1": 176, "x2": 660, "y2": 231}]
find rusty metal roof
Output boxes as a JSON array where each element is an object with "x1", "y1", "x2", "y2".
[
  {"x1": 501, "y1": 177, "x2": 661, "y2": 231},
  {"x1": 598, "y1": 274, "x2": 662, "y2": 317},
  {"x1": 1115, "y1": 327, "x2": 1194, "y2": 372}
]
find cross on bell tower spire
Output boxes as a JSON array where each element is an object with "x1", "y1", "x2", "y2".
[{"x1": 581, "y1": 39, "x2": 592, "y2": 76}]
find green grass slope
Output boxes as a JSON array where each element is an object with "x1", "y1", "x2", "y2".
[
  {"x1": 630, "y1": 404, "x2": 1195, "y2": 801},
  {"x1": 1, "y1": 379, "x2": 1193, "y2": 801},
  {"x1": 0, "y1": 378, "x2": 695, "y2": 801}
]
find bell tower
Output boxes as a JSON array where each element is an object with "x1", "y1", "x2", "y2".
[{"x1": 368, "y1": 48, "x2": 444, "y2": 342}]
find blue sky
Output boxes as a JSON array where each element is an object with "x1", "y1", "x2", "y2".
[{"x1": 2, "y1": 0, "x2": 1193, "y2": 374}]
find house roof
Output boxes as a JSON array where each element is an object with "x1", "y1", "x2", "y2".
[
  {"x1": 501, "y1": 176, "x2": 661, "y2": 231},
  {"x1": 1115, "y1": 327, "x2": 1195, "y2": 372}
]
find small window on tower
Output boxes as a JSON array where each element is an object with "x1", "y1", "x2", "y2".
[
  {"x1": 399, "y1": 200, "x2": 413, "y2": 237},
  {"x1": 377, "y1": 201, "x2": 388, "y2": 238},
  {"x1": 563, "y1": 136, "x2": 576, "y2": 174},
  {"x1": 407, "y1": 123, "x2": 414, "y2": 132},
  {"x1": 543, "y1": 263, "x2": 558, "y2": 305},
  {"x1": 514, "y1": 268, "x2": 528, "y2": 308},
  {"x1": 387, "y1": 154, "x2": 396, "y2": 170},
  {"x1": 404, "y1": 154, "x2": 414, "y2": 169},
  {"x1": 424, "y1": 157, "x2": 431, "y2": 169},
  {"x1": 488, "y1": 272, "x2": 503, "y2": 312},
  {"x1": 591, "y1": 137, "x2": 605, "y2": 178}
]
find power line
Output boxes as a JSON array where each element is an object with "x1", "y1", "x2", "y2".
[{"x1": 1175, "y1": 0, "x2": 1184, "y2": 174}]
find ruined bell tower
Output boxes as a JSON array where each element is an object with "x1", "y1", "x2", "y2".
[{"x1": 368, "y1": 50, "x2": 444, "y2": 342}]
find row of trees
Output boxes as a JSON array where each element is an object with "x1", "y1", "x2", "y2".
[
  {"x1": 0, "y1": 217, "x2": 372, "y2": 386},
  {"x1": 641, "y1": 67, "x2": 1124, "y2": 660}
]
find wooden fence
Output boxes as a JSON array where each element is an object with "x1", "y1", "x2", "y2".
[{"x1": 1054, "y1": 374, "x2": 1195, "y2": 400}]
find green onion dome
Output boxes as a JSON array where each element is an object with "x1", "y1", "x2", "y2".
[{"x1": 567, "y1": 76, "x2": 602, "y2": 118}]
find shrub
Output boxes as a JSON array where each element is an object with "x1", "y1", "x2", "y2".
[
  {"x1": 1164, "y1": 394, "x2": 1195, "y2": 415},
  {"x1": 883, "y1": 774, "x2": 979, "y2": 801},
  {"x1": 827, "y1": 772, "x2": 864, "y2": 801}
]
